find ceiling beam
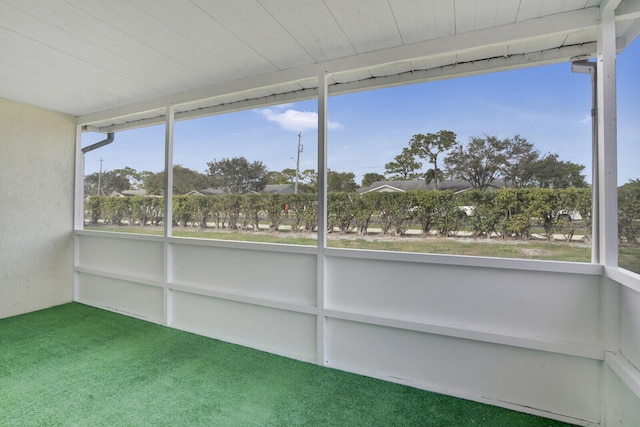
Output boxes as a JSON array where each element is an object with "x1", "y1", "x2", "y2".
[
  {"x1": 94, "y1": 87, "x2": 319, "y2": 133},
  {"x1": 615, "y1": 0, "x2": 640, "y2": 20},
  {"x1": 601, "y1": 0, "x2": 623, "y2": 12},
  {"x1": 89, "y1": 40, "x2": 597, "y2": 133},
  {"x1": 329, "y1": 43, "x2": 597, "y2": 96}
]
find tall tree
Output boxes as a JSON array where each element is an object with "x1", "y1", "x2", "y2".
[
  {"x1": 409, "y1": 130, "x2": 457, "y2": 189},
  {"x1": 532, "y1": 154, "x2": 587, "y2": 188},
  {"x1": 501, "y1": 135, "x2": 541, "y2": 188},
  {"x1": 361, "y1": 173, "x2": 385, "y2": 188},
  {"x1": 444, "y1": 135, "x2": 509, "y2": 190},
  {"x1": 266, "y1": 168, "x2": 297, "y2": 185},
  {"x1": 298, "y1": 169, "x2": 317, "y2": 193},
  {"x1": 206, "y1": 157, "x2": 268, "y2": 194},
  {"x1": 424, "y1": 168, "x2": 445, "y2": 186},
  {"x1": 327, "y1": 170, "x2": 358, "y2": 192},
  {"x1": 384, "y1": 147, "x2": 422, "y2": 180},
  {"x1": 618, "y1": 178, "x2": 640, "y2": 244},
  {"x1": 84, "y1": 168, "x2": 135, "y2": 196},
  {"x1": 142, "y1": 165, "x2": 208, "y2": 195}
]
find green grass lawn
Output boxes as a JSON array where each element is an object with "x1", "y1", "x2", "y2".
[
  {"x1": 329, "y1": 237, "x2": 593, "y2": 262},
  {"x1": 619, "y1": 246, "x2": 640, "y2": 273}
]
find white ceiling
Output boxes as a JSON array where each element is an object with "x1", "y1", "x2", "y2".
[{"x1": 1, "y1": 0, "x2": 639, "y2": 130}]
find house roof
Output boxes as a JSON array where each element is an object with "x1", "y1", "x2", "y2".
[
  {"x1": 195, "y1": 185, "x2": 295, "y2": 195},
  {"x1": 262, "y1": 184, "x2": 296, "y2": 194},
  {"x1": 199, "y1": 187, "x2": 226, "y2": 196},
  {"x1": 2, "y1": 1, "x2": 638, "y2": 131},
  {"x1": 110, "y1": 189, "x2": 147, "y2": 197},
  {"x1": 360, "y1": 180, "x2": 429, "y2": 193},
  {"x1": 360, "y1": 179, "x2": 507, "y2": 194}
]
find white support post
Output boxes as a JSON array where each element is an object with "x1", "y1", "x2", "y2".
[
  {"x1": 597, "y1": 8, "x2": 622, "y2": 425},
  {"x1": 316, "y1": 71, "x2": 328, "y2": 365},
  {"x1": 164, "y1": 105, "x2": 175, "y2": 239},
  {"x1": 590, "y1": 66, "x2": 600, "y2": 265},
  {"x1": 73, "y1": 124, "x2": 85, "y2": 231},
  {"x1": 73, "y1": 124, "x2": 84, "y2": 301},
  {"x1": 597, "y1": 8, "x2": 618, "y2": 267},
  {"x1": 163, "y1": 105, "x2": 175, "y2": 326}
]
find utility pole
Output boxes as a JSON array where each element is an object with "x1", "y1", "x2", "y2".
[
  {"x1": 294, "y1": 132, "x2": 303, "y2": 194},
  {"x1": 98, "y1": 158, "x2": 103, "y2": 196}
]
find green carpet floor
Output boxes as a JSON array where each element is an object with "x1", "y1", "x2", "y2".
[{"x1": 0, "y1": 303, "x2": 575, "y2": 426}]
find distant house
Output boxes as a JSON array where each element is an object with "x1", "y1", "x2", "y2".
[
  {"x1": 357, "y1": 180, "x2": 427, "y2": 193},
  {"x1": 183, "y1": 190, "x2": 204, "y2": 196},
  {"x1": 261, "y1": 184, "x2": 296, "y2": 194},
  {"x1": 109, "y1": 189, "x2": 148, "y2": 197},
  {"x1": 194, "y1": 187, "x2": 227, "y2": 196},
  {"x1": 186, "y1": 184, "x2": 295, "y2": 196},
  {"x1": 359, "y1": 179, "x2": 507, "y2": 194}
]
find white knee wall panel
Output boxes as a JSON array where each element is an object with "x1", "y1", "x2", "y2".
[
  {"x1": 326, "y1": 318, "x2": 600, "y2": 424},
  {"x1": 170, "y1": 290, "x2": 317, "y2": 362},
  {"x1": 326, "y1": 256, "x2": 601, "y2": 349},
  {"x1": 76, "y1": 273, "x2": 164, "y2": 323},
  {"x1": 171, "y1": 241, "x2": 317, "y2": 306}
]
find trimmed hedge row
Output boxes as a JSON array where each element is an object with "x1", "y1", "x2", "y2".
[{"x1": 84, "y1": 187, "x2": 639, "y2": 243}]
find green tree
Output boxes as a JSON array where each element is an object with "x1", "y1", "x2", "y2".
[
  {"x1": 206, "y1": 157, "x2": 268, "y2": 194},
  {"x1": 84, "y1": 168, "x2": 134, "y2": 196},
  {"x1": 424, "y1": 168, "x2": 445, "y2": 186},
  {"x1": 143, "y1": 165, "x2": 208, "y2": 195},
  {"x1": 618, "y1": 178, "x2": 640, "y2": 244},
  {"x1": 531, "y1": 154, "x2": 587, "y2": 188},
  {"x1": 361, "y1": 173, "x2": 385, "y2": 188},
  {"x1": 84, "y1": 173, "x2": 101, "y2": 196},
  {"x1": 141, "y1": 171, "x2": 164, "y2": 195},
  {"x1": 444, "y1": 135, "x2": 509, "y2": 190},
  {"x1": 267, "y1": 168, "x2": 297, "y2": 185},
  {"x1": 298, "y1": 169, "x2": 318, "y2": 193},
  {"x1": 384, "y1": 147, "x2": 422, "y2": 180},
  {"x1": 502, "y1": 135, "x2": 540, "y2": 188},
  {"x1": 328, "y1": 170, "x2": 358, "y2": 193},
  {"x1": 275, "y1": 168, "x2": 318, "y2": 193},
  {"x1": 409, "y1": 130, "x2": 457, "y2": 189}
]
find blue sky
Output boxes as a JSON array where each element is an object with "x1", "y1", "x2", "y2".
[{"x1": 84, "y1": 37, "x2": 638, "y2": 187}]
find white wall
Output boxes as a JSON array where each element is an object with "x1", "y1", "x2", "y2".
[
  {"x1": 75, "y1": 233, "x2": 606, "y2": 425},
  {"x1": 0, "y1": 98, "x2": 76, "y2": 319},
  {"x1": 604, "y1": 274, "x2": 640, "y2": 425}
]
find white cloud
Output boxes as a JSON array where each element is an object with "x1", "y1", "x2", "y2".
[
  {"x1": 258, "y1": 108, "x2": 343, "y2": 131},
  {"x1": 580, "y1": 114, "x2": 592, "y2": 124}
]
